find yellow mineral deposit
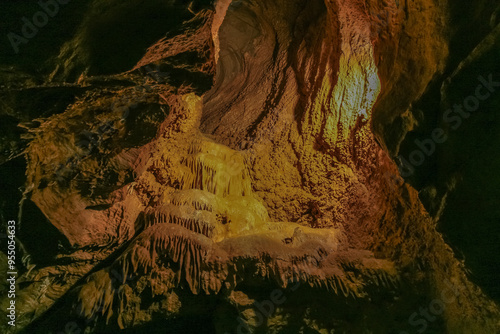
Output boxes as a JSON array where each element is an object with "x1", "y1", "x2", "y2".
[{"x1": 322, "y1": 1, "x2": 381, "y2": 150}]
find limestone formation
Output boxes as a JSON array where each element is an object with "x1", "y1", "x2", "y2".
[{"x1": 0, "y1": 0, "x2": 499, "y2": 333}]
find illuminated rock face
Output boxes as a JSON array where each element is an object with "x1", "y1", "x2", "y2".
[{"x1": 4, "y1": 0, "x2": 500, "y2": 333}]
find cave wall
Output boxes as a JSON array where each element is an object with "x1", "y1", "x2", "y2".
[{"x1": 0, "y1": 0, "x2": 499, "y2": 333}]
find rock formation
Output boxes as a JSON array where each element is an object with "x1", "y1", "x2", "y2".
[{"x1": 0, "y1": 0, "x2": 499, "y2": 333}]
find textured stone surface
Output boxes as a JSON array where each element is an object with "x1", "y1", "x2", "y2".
[{"x1": 0, "y1": 0, "x2": 499, "y2": 333}]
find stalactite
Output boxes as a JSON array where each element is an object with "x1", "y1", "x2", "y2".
[
  {"x1": 180, "y1": 152, "x2": 252, "y2": 197},
  {"x1": 70, "y1": 106, "x2": 401, "y2": 327},
  {"x1": 143, "y1": 205, "x2": 217, "y2": 239}
]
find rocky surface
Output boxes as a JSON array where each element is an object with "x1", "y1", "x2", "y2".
[{"x1": 0, "y1": 0, "x2": 499, "y2": 333}]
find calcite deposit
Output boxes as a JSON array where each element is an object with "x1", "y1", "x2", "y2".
[{"x1": 0, "y1": 0, "x2": 499, "y2": 333}]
